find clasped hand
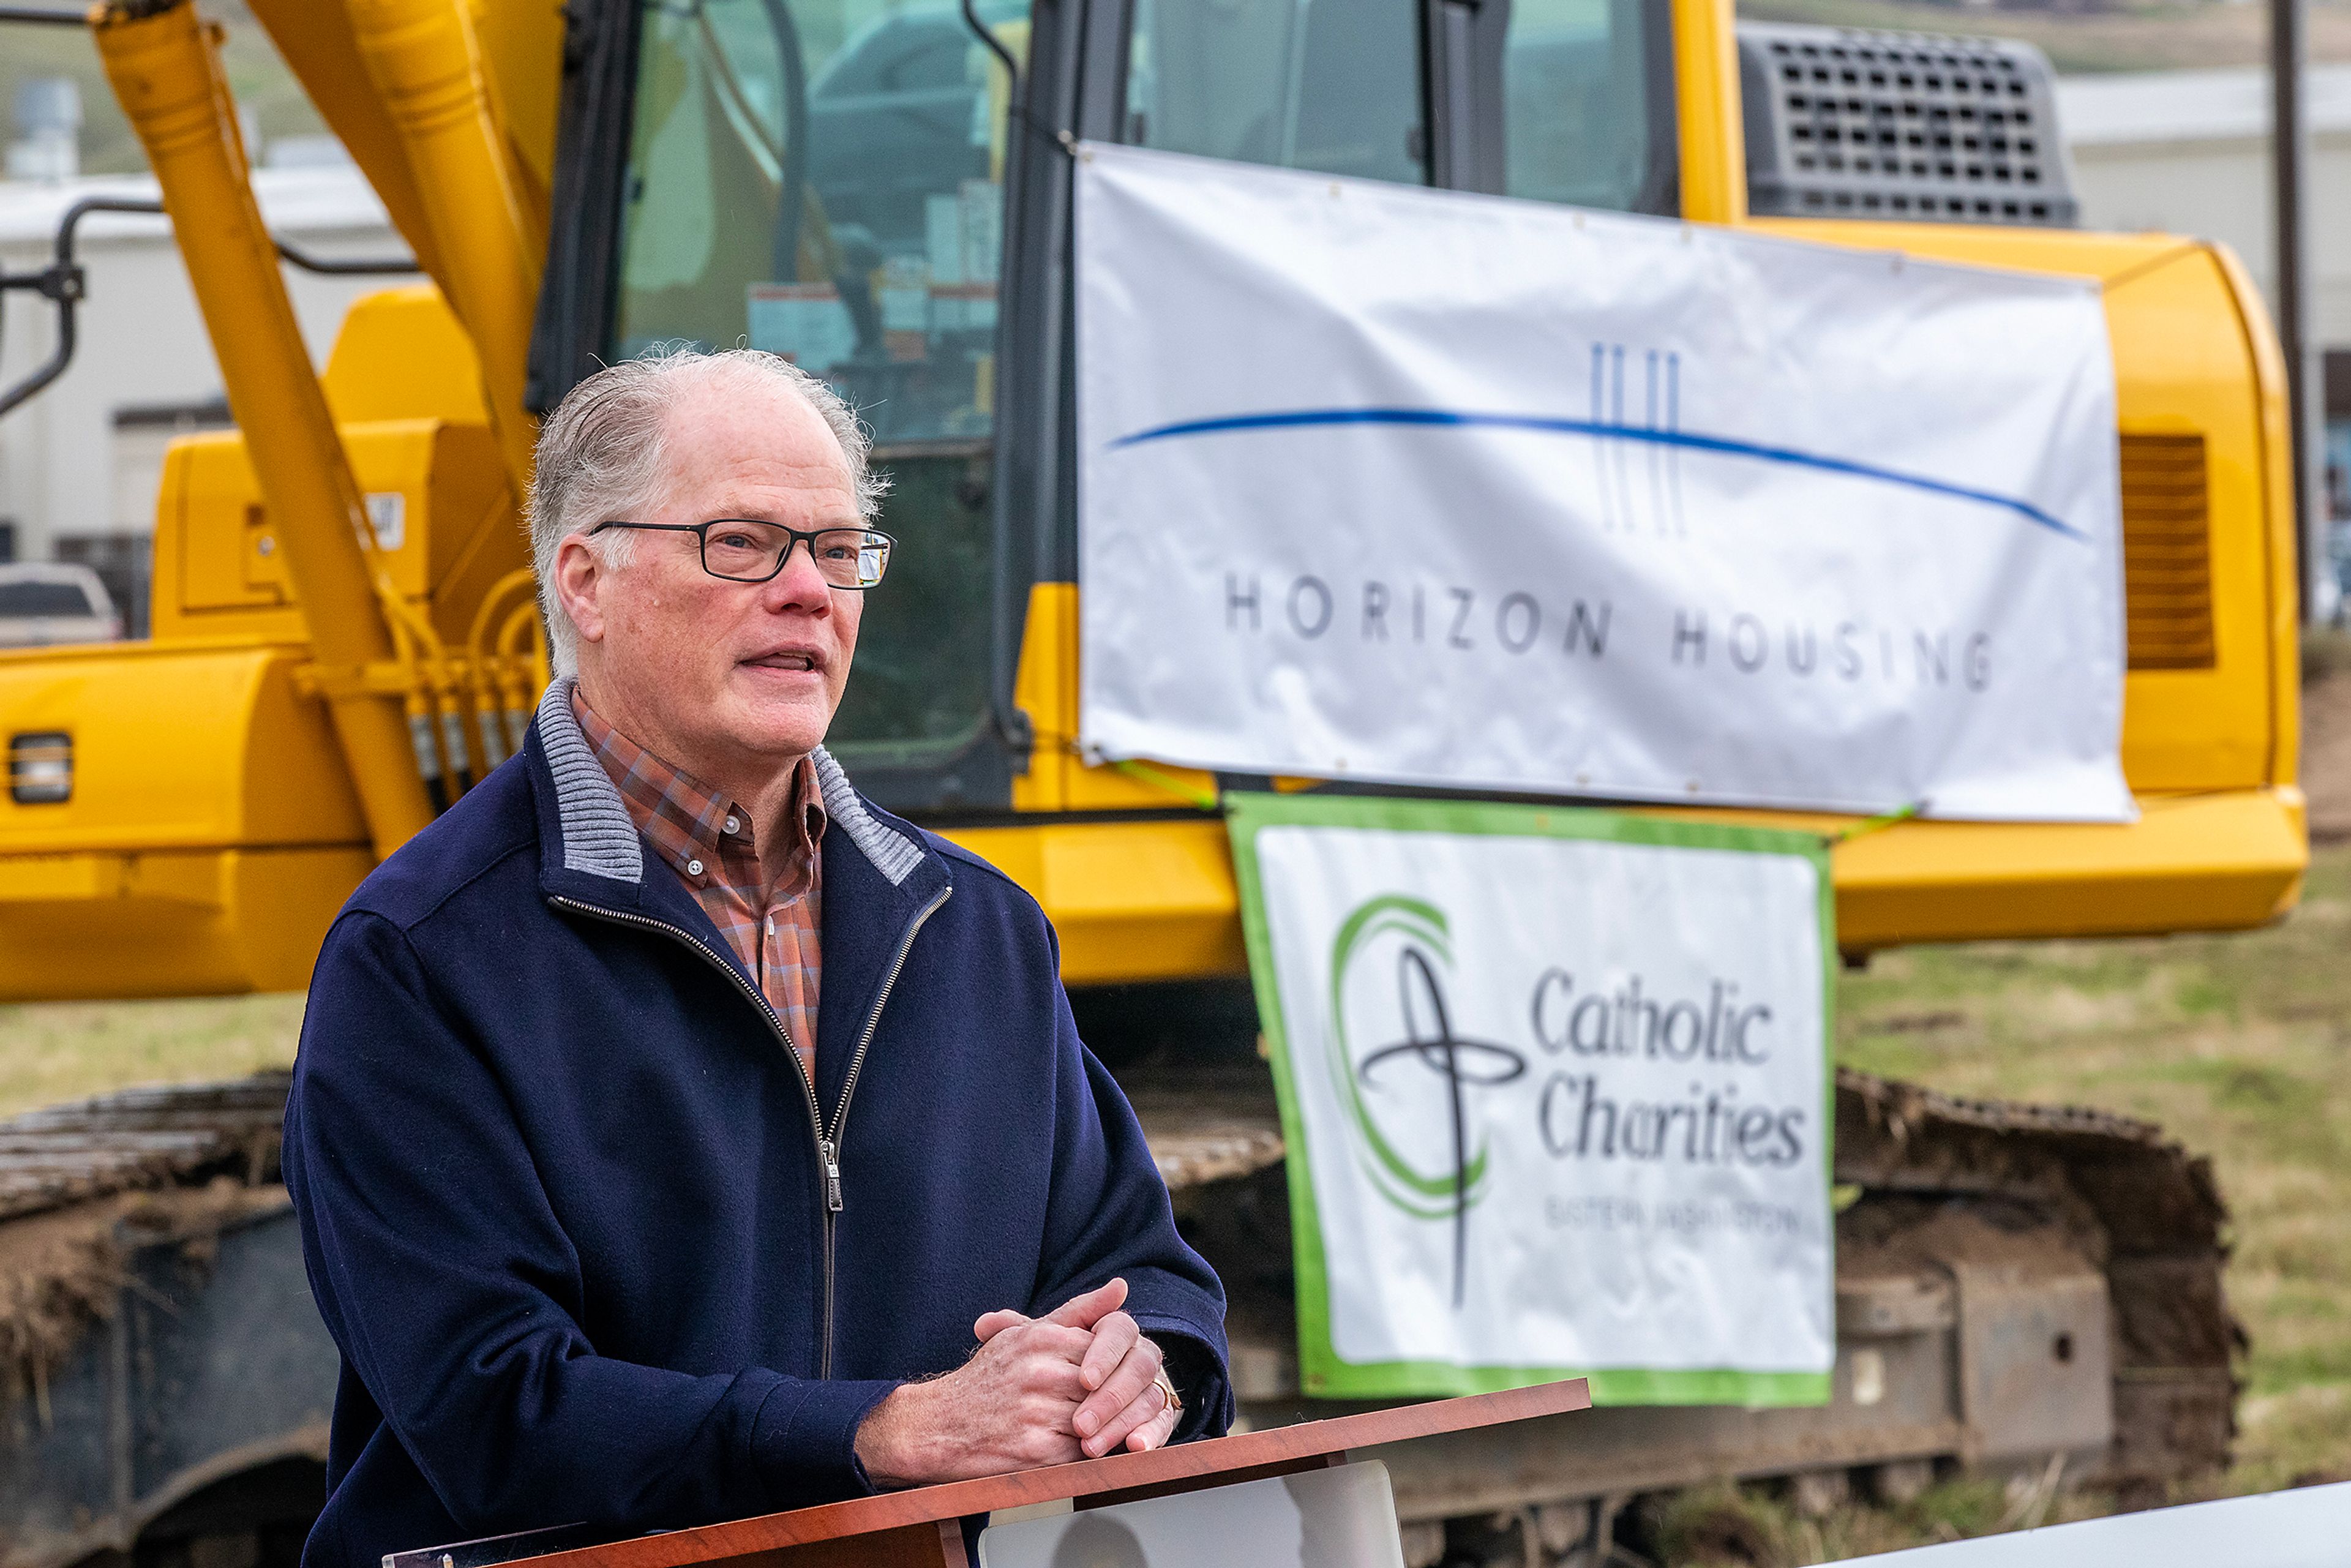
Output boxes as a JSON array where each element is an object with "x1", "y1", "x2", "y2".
[{"x1": 852, "y1": 1277, "x2": 1179, "y2": 1488}]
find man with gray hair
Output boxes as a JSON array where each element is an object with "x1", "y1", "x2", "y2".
[{"x1": 282, "y1": 347, "x2": 1231, "y2": 1567}]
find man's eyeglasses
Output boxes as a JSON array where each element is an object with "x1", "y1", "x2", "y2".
[{"x1": 590, "y1": 519, "x2": 896, "y2": 590}]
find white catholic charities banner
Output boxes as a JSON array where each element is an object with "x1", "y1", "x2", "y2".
[
  {"x1": 1075, "y1": 141, "x2": 2132, "y2": 823},
  {"x1": 1228, "y1": 793, "x2": 1835, "y2": 1403}
]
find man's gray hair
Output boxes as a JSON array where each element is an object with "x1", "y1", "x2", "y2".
[{"x1": 526, "y1": 344, "x2": 887, "y2": 675}]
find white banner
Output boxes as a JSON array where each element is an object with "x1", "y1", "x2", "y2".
[
  {"x1": 1075, "y1": 142, "x2": 2132, "y2": 823},
  {"x1": 1231, "y1": 795, "x2": 1835, "y2": 1400}
]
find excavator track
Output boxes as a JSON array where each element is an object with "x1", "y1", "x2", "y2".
[
  {"x1": 1, "y1": 1075, "x2": 317, "y2": 1568},
  {"x1": 1136, "y1": 1058, "x2": 2238, "y2": 1510},
  {"x1": 1833, "y1": 1067, "x2": 2238, "y2": 1486},
  {"x1": 0, "y1": 1075, "x2": 290, "y2": 1224},
  {"x1": 0, "y1": 1062, "x2": 2234, "y2": 1567},
  {"x1": 2, "y1": 1071, "x2": 297, "y2": 1414}
]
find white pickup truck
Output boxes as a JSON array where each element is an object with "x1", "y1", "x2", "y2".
[{"x1": 0, "y1": 563, "x2": 122, "y2": 648}]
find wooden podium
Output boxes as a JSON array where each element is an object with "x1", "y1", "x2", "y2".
[{"x1": 482, "y1": 1379, "x2": 1590, "y2": 1568}]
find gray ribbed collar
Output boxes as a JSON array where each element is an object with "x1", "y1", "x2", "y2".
[
  {"x1": 536, "y1": 677, "x2": 928, "y2": 888},
  {"x1": 537, "y1": 677, "x2": 640, "y2": 881}
]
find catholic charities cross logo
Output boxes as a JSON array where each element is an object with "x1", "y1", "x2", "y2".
[{"x1": 1327, "y1": 895, "x2": 1528, "y2": 1307}]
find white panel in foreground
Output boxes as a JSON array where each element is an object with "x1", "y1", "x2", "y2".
[
  {"x1": 975, "y1": 1459, "x2": 1406, "y2": 1568},
  {"x1": 1831, "y1": 1481, "x2": 2351, "y2": 1567}
]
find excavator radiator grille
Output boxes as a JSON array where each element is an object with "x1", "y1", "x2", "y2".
[
  {"x1": 1737, "y1": 22, "x2": 2079, "y2": 227},
  {"x1": 2120, "y1": 433, "x2": 2217, "y2": 671}
]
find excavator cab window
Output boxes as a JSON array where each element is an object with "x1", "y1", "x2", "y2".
[
  {"x1": 1503, "y1": 0, "x2": 1673, "y2": 214},
  {"x1": 1116, "y1": 0, "x2": 1674, "y2": 211},
  {"x1": 611, "y1": 0, "x2": 1023, "y2": 780},
  {"x1": 1123, "y1": 0, "x2": 1431, "y2": 186}
]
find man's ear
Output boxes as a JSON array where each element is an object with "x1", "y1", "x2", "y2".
[{"x1": 552, "y1": 535, "x2": 609, "y2": 650}]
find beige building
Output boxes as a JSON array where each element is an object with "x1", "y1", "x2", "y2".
[{"x1": 0, "y1": 161, "x2": 410, "y2": 630}]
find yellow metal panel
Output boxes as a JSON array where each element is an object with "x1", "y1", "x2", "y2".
[
  {"x1": 0, "y1": 853, "x2": 122, "y2": 902},
  {"x1": 942, "y1": 787, "x2": 2303, "y2": 989},
  {"x1": 1010, "y1": 582, "x2": 1223, "y2": 813},
  {"x1": 0, "y1": 642, "x2": 367, "y2": 856},
  {"x1": 1010, "y1": 582, "x2": 1073, "y2": 810},
  {"x1": 465, "y1": 0, "x2": 564, "y2": 210},
  {"x1": 154, "y1": 418, "x2": 519, "y2": 648},
  {"x1": 0, "y1": 632, "x2": 372, "y2": 998},
  {"x1": 417, "y1": 422, "x2": 527, "y2": 645},
  {"x1": 0, "y1": 846, "x2": 375, "y2": 1000},
  {"x1": 321, "y1": 285, "x2": 492, "y2": 427},
  {"x1": 157, "y1": 436, "x2": 299, "y2": 633},
  {"x1": 0, "y1": 849, "x2": 235, "y2": 909},
  {"x1": 1672, "y1": 0, "x2": 1745, "y2": 225},
  {"x1": 941, "y1": 819, "x2": 1247, "y2": 985},
  {"x1": 1832, "y1": 790, "x2": 2304, "y2": 946},
  {"x1": 2108, "y1": 244, "x2": 2282, "y2": 792},
  {"x1": 2202, "y1": 241, "x2": 2305, "y2": 797},
  {"x1": 342, "y1": 422, "x2": 441, "y2": 604},
  {"x1": 223, "y1": 846, "x2": 379, "y2": 990}
]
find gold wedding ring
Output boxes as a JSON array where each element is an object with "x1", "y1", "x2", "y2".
[{"x1": 1153, "y1": 1368, "x2": 1183, "y2": 1417}]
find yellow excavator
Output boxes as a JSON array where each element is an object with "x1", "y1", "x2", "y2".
[{"x1": 0, "y1": 1, "x2": 2300, "y2": 1563}]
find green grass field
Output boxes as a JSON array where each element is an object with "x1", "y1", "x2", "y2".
[
  {"x1": 0, "y1": 991, "x2": 300, "y2": 1119},
  {"x1": 4, "y1": 839, "x2": 2345, "y2": 1561}
]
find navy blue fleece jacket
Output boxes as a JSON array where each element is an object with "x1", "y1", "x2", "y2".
[{"x1": 282, "y1": 680, "x2": 1231, "y2": 1566}]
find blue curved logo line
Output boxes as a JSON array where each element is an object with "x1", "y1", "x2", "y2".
[{"x1": 1106, "y1": 407, "x2": 2088, "y2": 544}]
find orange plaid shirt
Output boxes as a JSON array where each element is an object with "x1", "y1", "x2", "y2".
[{"x1": 573, "y1": 690, "x2": 827, "y2": 1087}]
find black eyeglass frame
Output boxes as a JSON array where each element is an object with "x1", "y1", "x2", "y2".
[{"x1": 588, "y1": 519, "x2": 899, "y2": 589}]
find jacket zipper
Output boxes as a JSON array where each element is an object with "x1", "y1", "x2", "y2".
[
  {"x1": 550, "y1": 884, "x2": 949, "y2": 1379},
  {"x1": 816, "y1": 884, "x2": 950, "y2": 1376}
]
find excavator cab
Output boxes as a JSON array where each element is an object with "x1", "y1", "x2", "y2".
[
  {"x1": 513, "y1": 0, "x2": 2302, "y2": 961},
  {"x1": 527, "y1": 0, "x2": 1681, "y2": 812},
  {"x1": 0, "y1": 0, "x2": 2306, "y2": 988},
  {"x1": 560, "y1": 0, "x2": 1037, "y2": 809},
  {"x1": 0, "y1": 0, "x2": 2308, "y2": 994}
]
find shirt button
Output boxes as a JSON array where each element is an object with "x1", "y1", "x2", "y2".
[
  {"x1": 724, "y1": 816, "x2": 740, "y2": 835},
  {"x1": 687, "y1": 858, "x2": 705, "y2": 877}
]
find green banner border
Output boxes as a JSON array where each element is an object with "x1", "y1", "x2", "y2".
[{"x1": 1225, "y1": 790, "x2": 1838, "y2": 1406}]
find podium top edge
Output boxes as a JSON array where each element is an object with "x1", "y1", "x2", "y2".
[{"x1": 503, "y1": 1378, "x2": 1592, "y2": 1568}]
